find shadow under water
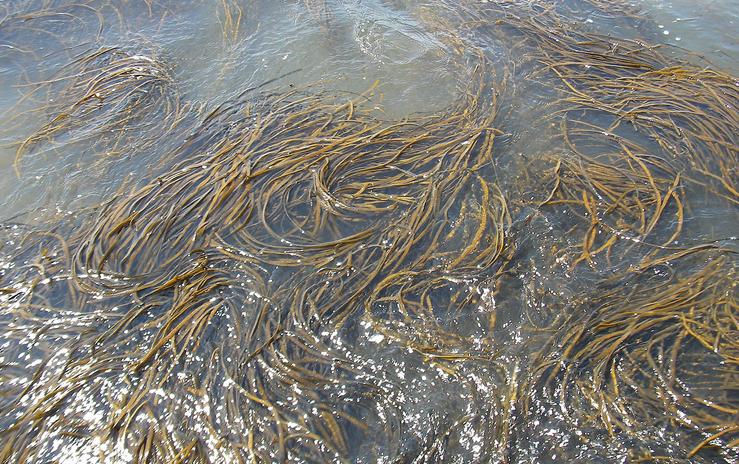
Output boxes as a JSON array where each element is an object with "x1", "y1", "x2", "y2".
[{"x1": 0, "y1": 0, "x2": 737, "y2": 463}]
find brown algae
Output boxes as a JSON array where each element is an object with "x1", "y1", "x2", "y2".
[{"x1": 0, "y1": 0, "x2": 737, "y2": 462}]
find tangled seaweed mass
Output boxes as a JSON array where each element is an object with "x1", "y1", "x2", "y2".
[{"x1": 0, "y1": 0, "x2": 736, "y2": 462}]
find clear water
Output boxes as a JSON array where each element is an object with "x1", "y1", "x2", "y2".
[
  {"x1": 0, "y1": 1, "x2": 736, "y2": 463},
  {"x1": 639, "y1": 0, "x2": 738, "y2": 73}
]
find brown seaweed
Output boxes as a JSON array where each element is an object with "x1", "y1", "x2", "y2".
[{"x1": 0, "y1": 0, "x2": 736, "y2": 462}]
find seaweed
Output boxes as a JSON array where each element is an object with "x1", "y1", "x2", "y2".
[{"x1": 0, "y1": 0, "x2": 736, "y2": 462}]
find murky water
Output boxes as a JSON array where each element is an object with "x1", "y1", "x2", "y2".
[{"x1": 0, "y1": 1, "x2": 737, "y2": 463}]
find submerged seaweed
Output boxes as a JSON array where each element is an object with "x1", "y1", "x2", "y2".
[{"x1": 0, "y1": 0, "x2": 736, "y2": 463}]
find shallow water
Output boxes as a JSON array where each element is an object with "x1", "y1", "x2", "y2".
[
  {"x1": 0, "y1": 1, "x2": 737, "y2": 463},
  {"x1": 639, "y1": 0, "x2": 738, "y2": 73}
]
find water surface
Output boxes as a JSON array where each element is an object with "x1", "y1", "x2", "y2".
[{"x1": 0, "y1": 1, "x2": 736, "y2": 463}]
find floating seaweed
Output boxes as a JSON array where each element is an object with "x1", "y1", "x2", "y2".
[
  {"x1": 13, "y1": 47, "x2": 184, "y2": 172},
  {"x1": 522, "y1": 253, "x2": 737, "y2": 462},
  {"x1": 0, "y1": 0, "x2": 736, "y2": 463}
]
